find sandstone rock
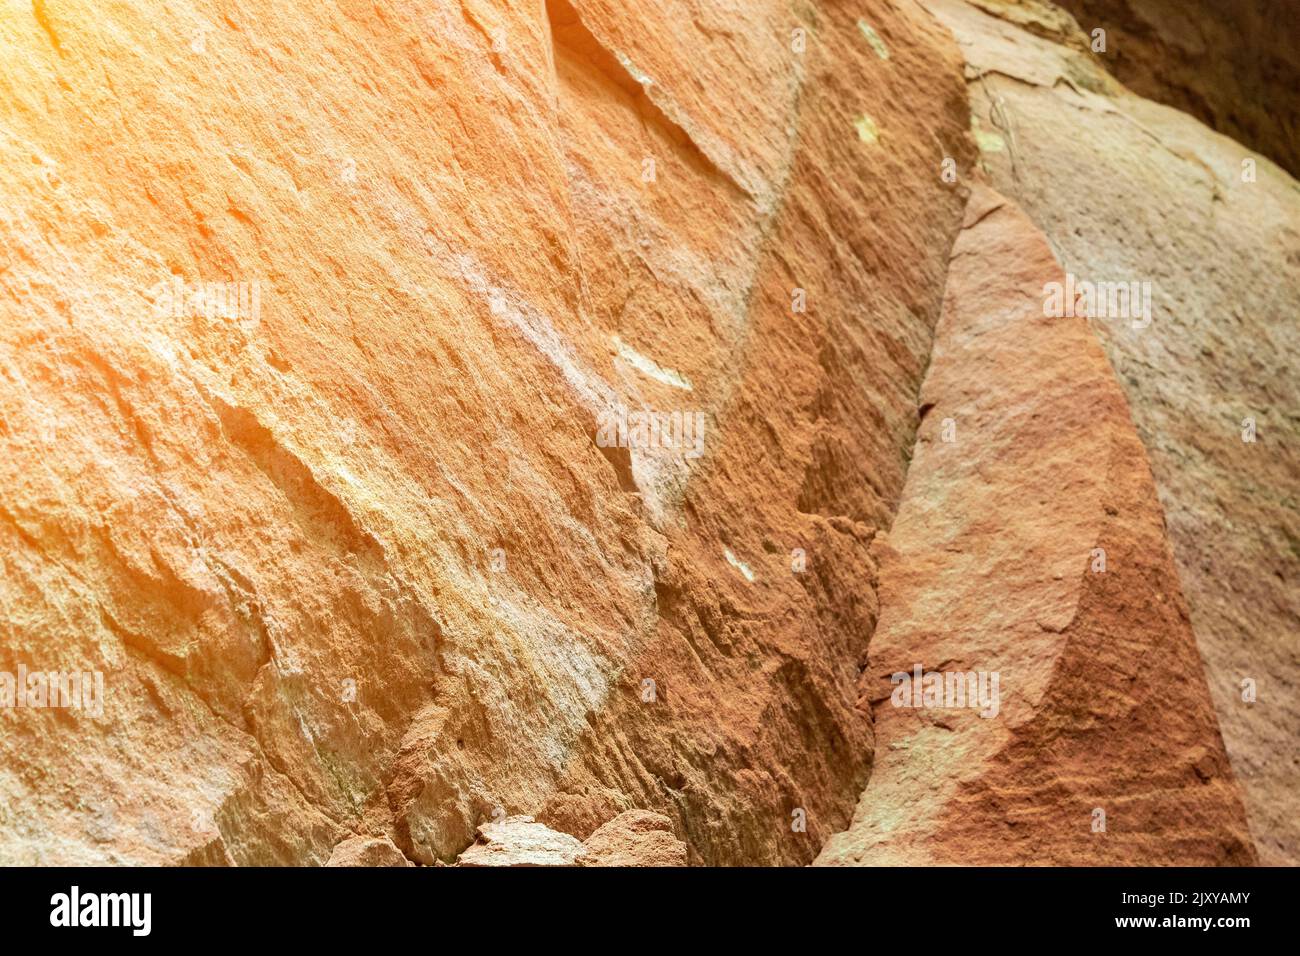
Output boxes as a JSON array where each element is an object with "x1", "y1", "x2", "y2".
[
  {"x1": 1056, "y1": 0, "x2": 1300, "y2": 177},
  {"x1": 579, "y1": 810, "x2": 687, "y2": 867},
  {"x1": 0, "y1": 0, "x2": 1282, "y2": 870},
  {"x1": 924, "y1": 0, "x2": 1300, "y2": 865},
  {"x1": 456, "y1": 816, "x2": 587, "y2": 867},
  {"x1": 0, "y1": 0, "x2": 973, "y2": 866},
  {"x1": 455, "y1": 809, "x2": 686, "y2": 866},
  {"x1": 326, "y1": 836, "x2": 414, "y2": 868},
  {"x1": 816, "y1": 184, "x2": 1255, "y2": 866}
]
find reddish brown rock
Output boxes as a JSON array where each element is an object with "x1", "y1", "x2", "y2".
[
  {"x1": 579, "y1": 810, "x2": 687, "y2": 867},
  {"x1": 925, "y1": 0, "x2": 1300, "y2": 865},
  {"x1": 816, "y1": 185, "x2": 1255, "y2": 865},
  {"x1": 0, "y1": 0, "x2": 1279, "y2": 870},
  {"x1": 1056, "y1": 0, "x2": 1300, "y2": 177},
  {"x1": 455, "y1": 809, "x2": 687, "y2": 866},
  {"x1": 0, "y1": 0, "x2": 973, "y2": 866}
]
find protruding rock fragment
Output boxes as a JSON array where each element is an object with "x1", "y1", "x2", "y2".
[
  {"x1": 579, "y1": 810, "x2": 688, "y2": 867},
  {"x1": 454, "y1": 810, "x2": 688, "y2": 867},
  {"x1": 927, "y1": 0, "x2": 1300, "y2": 865},
  {"x1": 815, "y1": 185, "x2": 1256, "y2": 866},
  {"x1": 326, "y1": 836, "x2": 414, "y2": 868},
  {"x1": 457, "y1": 817, "x2": 587, "y2": 868}
]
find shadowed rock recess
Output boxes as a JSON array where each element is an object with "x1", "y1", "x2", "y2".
[{"x1": 0, "y1": 0, "x2": 1291, "y2": 867}]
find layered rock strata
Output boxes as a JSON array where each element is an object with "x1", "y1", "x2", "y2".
[{"x1": 0, "y1": 0, "x2": 1282, "y2": 868}]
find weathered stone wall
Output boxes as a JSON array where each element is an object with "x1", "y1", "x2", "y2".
[
  {"x1": 0, "y1": 0, "x2": 972, "y2": 865},
  {"x1": 0, "y1": 0, "x2": 1285, "y2": 868}
]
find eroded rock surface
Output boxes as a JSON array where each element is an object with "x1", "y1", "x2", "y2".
[
  {"x1": 926, "y1": 0, "x2": 1300, "y2": 865},
  {"x1": 579, "y1": 809, "x2": 687, "y2": 867},
  {"x1": 0, "y1": 0, "x2": 1283, "y2": 868},
  {"x1": 326, "y1": 835, "x2": 414, "y2": 868},
  {"x1": 816, "y1": 185, "x2": 1255, "y2": 866},
  {"x1": 1056, "y1": 0, "x2": 1300, "y2": 177},
  {"x1": 455, "y1": 809, "x2": 687, "y2": 866},
  {"x1": 0, "y1": 0, "x2": 972, "y2": 865},
  {"x1": 456, "y1": 815, "x2": 587, "y2": 867}
]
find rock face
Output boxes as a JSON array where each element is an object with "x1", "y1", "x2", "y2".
[
  {"x1": 923, "y1": 0, "x2": 1300, "y2": 864},
  {"x1": 579, "y1": 809, "x2": 687, "y2": 867},
  {"x1": 0, "y1": 0, "x2": 972, "y2": 865},
  {"x1": 0, "y1": 0, "x2": 1288, "y2": 868},
  {"x1": 456, "y1": 816, "x2": 588, "y2": 867},
  {"x1": 816, "y1": 185, "x2": 1254, "y2": 865},
  {"x1": 326, "y1": 835, "x2": 414, "y2": 868}
]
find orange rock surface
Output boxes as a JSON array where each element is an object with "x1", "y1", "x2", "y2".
[
  {"x1": 0, "y1": 0, "x2": 971, "y2": 865},
  {"x1": 0, "y1": 0, "x2": 1287, "y2": 867}
]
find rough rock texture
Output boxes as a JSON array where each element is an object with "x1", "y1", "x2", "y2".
[
  {"x1": 0, "y1": 0, "x2": 974, "y2": 865},
  {"x1": 456, "y1": 815, "x2": 587, "y2": 867},
  {"x1": 0, "y1": 0, "x2": 1283, "y2": 868},
  {"x1": 579, "y1": 809, "x2": 687, "y2": 867},
  {"x1": 815, "y1": 185, "x2": 1254, "y2": 866},
  {"x1": 1055, "y1": 0, "x2": 1300, "y2": 177},
  {"x1": 326, "y1": 835, "x2": 414, "y2": 867},
  {"x1": 455, "y1": 809, "x2": 687, "y2": 866},
  {"x1": 925, "y1": 0, "x2": 1299, "y2": 864}
]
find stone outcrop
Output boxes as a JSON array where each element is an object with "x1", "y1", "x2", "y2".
[
  {"x1": 0, "y1": 0, "x2": 1289, "y2": 868},
  {"x1": 0, "y1": 0, "x2": 972, "y2": 865},
  {"x1": 326, "y1": 835, "x2": 414, "y2": 868},
  {"x1": 923, "y1": 0, "x2": 1299, "y2": 864},
  {"x1": 816, "y1": 184, "x2": 1254, "y2": 865},
  {"x1": 579, "y1": 809, "x2": 688, "y2": 867},
  {"x1": 456, "y1": 816, "x2": 588, "y2": 867},
  {"x1": 455, "y1": 809, "x2": 687, "y2": 866}
]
